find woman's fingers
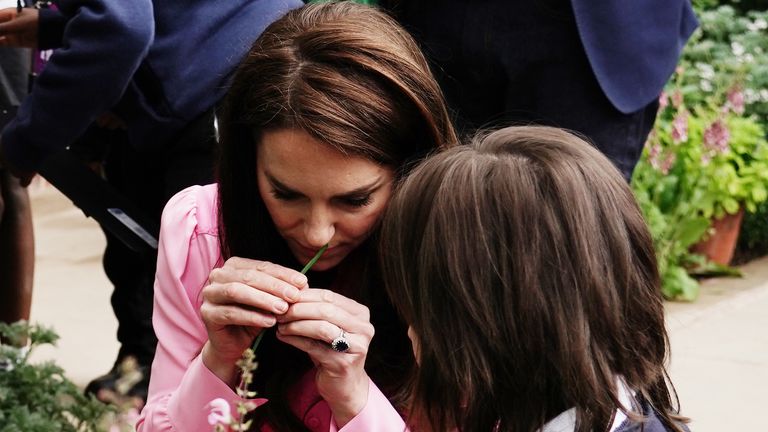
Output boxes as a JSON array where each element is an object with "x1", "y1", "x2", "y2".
[
  {"x1": 203, "y1": 280, "x2": 290, "y2": 315},
  {"x1": 200, "y1": 302, "x2": 278, "y2": 328},
  {"x1": 207, "y1": 265, "x2": 302, "y2": 304},
  {"x1": 276, "y1": 300, "x2": 373, "y2": 335},
  {"x1": 222, "y1": 257, "x2": 308, "y2": 289},
  {"x1": 276, "y1": 331, "x2": 368, "y2": 359},
  {"x1": 277, "y1": 319, "x2": 373, "y2": 353},
  {"x1": 292, "y1": 288, "x2": 370, "y2": 320}
]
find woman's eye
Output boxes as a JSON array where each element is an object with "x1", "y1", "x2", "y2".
[
  {"x1": 343, "y1": 195, "x2": 372, "y2": 208},
  {"x1": 271, "y1": 189, "x2": 300, "y2": 201}
]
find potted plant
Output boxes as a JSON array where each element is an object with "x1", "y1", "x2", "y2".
[
  {"x1": 632, "y1": 4, "x2": 768, "y2": 301},
  {"x1": 684, "y1": 5, "x2": 768, "y2": 262},
  {"x1": 631, "y1": 70, "x2": 768, "y2": 301}
]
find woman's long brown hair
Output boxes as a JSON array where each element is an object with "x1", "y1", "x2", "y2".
[
  {"x1": 381, "y1": 126, "x2": 688, "y2": 432},
  {"x1": 215, "y1": 2, "x2": 457, "y2": 430}
]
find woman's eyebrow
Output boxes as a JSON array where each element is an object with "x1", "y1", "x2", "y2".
[
  {"x1": 265, "y1": 172, "x2": 385, "y2": 198},
  {"x1": 337, "y1": 179, "x2": 385, "y2": 197},
  {"x1": 266, "y1": 173, "x2": 300, "y2": 194}
]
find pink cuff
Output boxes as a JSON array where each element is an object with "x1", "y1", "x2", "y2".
[
  {"x1": 330, "y1": 379, "x2": 407, "y2": 432},
  {"x1": 167, "y1": 355, "x2": 266, "y2": 431}
]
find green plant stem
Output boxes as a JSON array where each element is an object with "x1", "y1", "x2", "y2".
[
  {"x1": 300, "y1": 243, "x2": 329, "y2": 275},
  {"x1": 249, "y1": 243, "x2": 329, "y2": 352}
]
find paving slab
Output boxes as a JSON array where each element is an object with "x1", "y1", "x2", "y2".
[
  {"x1": 27, "y1": 181, "x2": 119, "y2": 386},
  {"x1": 666, "y1": 259, "x2": 768, "y2": 432}
]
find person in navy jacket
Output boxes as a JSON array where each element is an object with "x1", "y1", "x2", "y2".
[
  {"x1": 382, "y1": 0, "x2": 699, "y2": 180},
  {"x1": 0, "y1": 0, "x2": 302, "y2": 404}
]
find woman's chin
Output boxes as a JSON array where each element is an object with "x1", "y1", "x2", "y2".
[{"x1": 303, "y1": 256, "x2": 342, "y2": 272}]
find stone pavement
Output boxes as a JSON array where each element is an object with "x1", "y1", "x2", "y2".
[{"x1": 26, "y1": 182, "x2": 768, "y2": 431}]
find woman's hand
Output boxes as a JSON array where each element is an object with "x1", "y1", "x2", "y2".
[
  {"x1": 275, "y1": 288, "x2": 375, "y2": 427},
  {"x1": 0, "y1": 8, "x2": 39, "y2": 49},
  {"x1": 199, "y1": 257, "x2": 308, "y2": 387}
]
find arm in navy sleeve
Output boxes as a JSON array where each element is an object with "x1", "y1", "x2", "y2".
[
  {"x1": 38, "y1": 7, "x2": 67, "y2": 50},
  {"x1": 0, "y1": 0, "x2": 154, "y2": 172}
]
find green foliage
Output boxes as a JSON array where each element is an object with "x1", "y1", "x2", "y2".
[
  {"x1": 680, "y1": 7, "x2": 768, "y2": 129},
  {"x1": 735, "y1": 200, "x2": 768, "y2": 263},
  {"x1": 0, "y1": 321, "x2": 114, "y2": 432},
  {"x1": 631, "y1": 3, "x2": 768, "y2": 300},
  {"x1": 632, "y1": 185, "x2": 708, "y2": 301},
  {"x1": 632, "y1": 71, "x2": 768, "y2": 300},
  {"x1": 693, "y1": 0, "x2": 768, "y2": 14}
]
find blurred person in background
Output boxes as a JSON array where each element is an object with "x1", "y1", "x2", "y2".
[
  {"x1": 0, "y1": 41, "x2": 33, "y2": 336},
  {"x1": 0, "y1": 0, "x2": 302, "y2": 406},
  {"x1": 381, "y1": 0, "x2": 698, "y2": 180}
]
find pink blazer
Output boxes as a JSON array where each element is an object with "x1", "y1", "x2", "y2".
[{"x1": 136, "y1": 184, "x2": 407, "y2": 432}]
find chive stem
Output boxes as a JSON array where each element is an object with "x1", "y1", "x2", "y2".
[{"x1": 300, "y1": 243, "x2": 329, "y2": 274}]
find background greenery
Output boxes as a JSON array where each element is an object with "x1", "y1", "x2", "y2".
[{"x1": 631, "y1": 2, "x2": 768, "y2": 300}]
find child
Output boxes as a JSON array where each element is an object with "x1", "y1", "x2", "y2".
[{"x1": 380, "y1": 126, "x2": 689, "y2": 432}]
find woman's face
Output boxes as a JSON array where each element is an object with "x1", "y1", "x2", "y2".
[{"x1": 256, "y1": 128, "x2": 395, "y2": 271}]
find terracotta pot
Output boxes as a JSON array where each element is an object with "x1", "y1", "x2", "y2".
[{"x1": 690, "y1": 208, "x2": 745, "y2": 265}]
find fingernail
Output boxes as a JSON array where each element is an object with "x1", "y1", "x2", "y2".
[
  {"x1": 293, "y1": 274, "x2": 308, "y2": 286},
  {"x1": 284, "y1": 287, "x2": 300, "y2": 301},
  {"x1": 273, "y1": 300, "x2": 288, "y2": 313}
]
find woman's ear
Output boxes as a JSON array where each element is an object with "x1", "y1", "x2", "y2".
[{"x1": 407, "y1": 326, "x2": 421, "y2": 365}]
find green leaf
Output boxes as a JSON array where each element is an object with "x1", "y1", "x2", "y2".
[
  {"x1": 751, "y1": 184, "x2": 768, "y2": 203},
  {"x1": 723, "y1": 198, "x2": 740, "y2": 214},
  {"x1": 677, "y1": 217, "x2": 711, "y2": 248},
  {"x1": 663, "y1": 266, "x2": 700, "y2": 301}
]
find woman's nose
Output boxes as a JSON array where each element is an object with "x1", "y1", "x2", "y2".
[{"x1": 304, "y1": 206, "x2": 335, "y2": 248}]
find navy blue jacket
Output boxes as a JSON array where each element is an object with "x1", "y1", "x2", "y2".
[
  {"x1": 1, "y1": 0, "x2": 302, "y2": 171},
  {"x1": 572, "y1": 0, "x2": 698, "y2": 113}
]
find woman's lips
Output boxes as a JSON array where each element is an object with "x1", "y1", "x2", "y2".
[{"x1": 296, "y1": 243, "x2": 338, "y2": 258}]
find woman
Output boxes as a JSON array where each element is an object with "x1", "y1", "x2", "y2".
[
  {"x1": 136, "y1": 2, "x2": 456, "y2": 431},
  {"x1": 380, "y1": 126, "x2": 689, "y2": 432}
]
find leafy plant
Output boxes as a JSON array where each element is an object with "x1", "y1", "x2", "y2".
[
  {"x1": 0, "y1": 321, "x2": 113, "y2": 432},
  {"x1": 682, "y1": 4, "x2": 768, "y2": 268},
  {"x1": 210, "y1": 348, "x2": 261, "y2": 432},
  {"x1": 680, "y1": 6, "x2": 768, "y2": 130},
  {"x1": 631, "y1": 69, "x2": 768, "y2": 300}
]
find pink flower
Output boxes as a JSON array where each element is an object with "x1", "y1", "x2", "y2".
[
  {"x1": 207, "y1": 398, "x2": 232, "y2": 426},
  {"x1": 671, "y1": 90, "x2": 684, "y2": 108},
  {"x1": 122, "y1": 408, "x2": 140, "y2": 425},
  {"x1": 648, "y1": 142, "x2": 662, "y2": 170},
  {"x1": 658, "y1": 91, "x2": 669, "y2": 110},
  {"x1": 703, "y1": 119, "x2": 730, "y2": 153},
  {"x1": 660, "y1": 153, "x2": 676, "y2": 175},
  {"x1": 671, "y1": 111, "x2": 689, "y2": 143},
  {"x1": 726, "y1": 87, "x2": 745, "y2": 114}
]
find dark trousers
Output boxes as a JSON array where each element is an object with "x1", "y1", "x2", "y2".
[
  {"x1": 78, "y1": 109, "x2": 216, "y2": 366},
  {"x1": 386, "y1": 0, "x2": 659, "y2": 180}
]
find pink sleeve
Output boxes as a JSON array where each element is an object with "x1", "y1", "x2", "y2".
[
  {"x1": 137, "y1": 185, "x2": 245, "y2": 432},
  {"x1": 329, "y1": 379, "x2": 409, "y2": 432}
]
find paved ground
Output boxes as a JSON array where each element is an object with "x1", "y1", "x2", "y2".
[{"x1": 26, "y1": 182, "x2": 768, "y2": 431}]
